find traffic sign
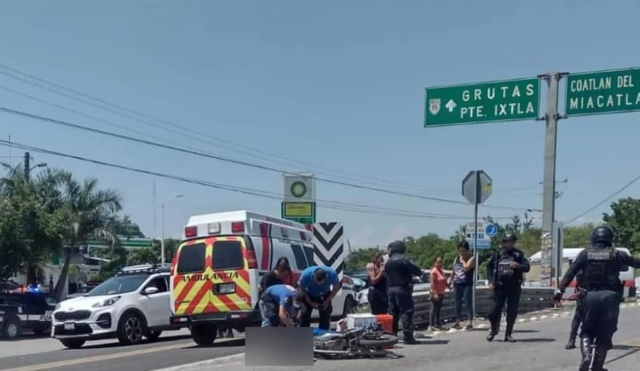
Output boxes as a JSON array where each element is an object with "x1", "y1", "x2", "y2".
[
  {"x1": 281, "y1": 201, "x2": 316, "y2": 223},
  {"x1": 464, "y1": 222, "x2": 492, "y2": 250},
  {"x1": 424, "y1": 78, "x2": 540, "y2": 127},
  {"x1": 462, "y1": 170, "x2": 493, "y2": 205},
  {"x1": 485, "y1": 223, "x2": 498, "y2": 237},
  {"x1": 565, "y1": 67, "x2": 640, "y2": 117}
]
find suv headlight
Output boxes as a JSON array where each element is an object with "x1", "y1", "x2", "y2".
[{"x1": 92, "y1": 296, "x2": 121, "y2": 308}]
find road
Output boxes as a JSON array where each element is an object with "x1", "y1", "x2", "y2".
[{"x1": 1, "y1": 305, "x2": 639, "y2": 371}]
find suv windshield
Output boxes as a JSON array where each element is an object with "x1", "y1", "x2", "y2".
[{"x1": 85, "y1": 275, "x2": 149, "y2": 297}]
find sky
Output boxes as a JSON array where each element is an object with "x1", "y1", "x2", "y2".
[{"x1": 1, "y1": 1, "x2": 639, "y2": 248}]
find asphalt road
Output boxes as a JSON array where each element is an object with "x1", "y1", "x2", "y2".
[
  {"x1": 0, "y1": 331, "x2": 245, "y2": 371},
  {"x1": 171, "y1": 305, "x2": 640, "y2": 371},
  {"x1": 2, "y1": 305, "x2": 639, "y2": 371}
]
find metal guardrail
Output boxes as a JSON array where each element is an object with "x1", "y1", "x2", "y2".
[{"x1": 411, "y1": 287, "x2": 555, "y2": 328}]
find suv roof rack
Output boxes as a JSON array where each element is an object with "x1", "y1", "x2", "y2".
[{"x1": 117, "y1": 263, "x2": 171, "y2": 276}]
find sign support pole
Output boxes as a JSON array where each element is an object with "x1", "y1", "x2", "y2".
[
  {"x1": 540, "y1": 72, "x2": 563, "y2": 288},
  {"x1": 472, "y1": 170, "x2": 480, "y2": 319}
]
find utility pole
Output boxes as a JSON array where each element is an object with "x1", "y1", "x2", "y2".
[
  {"x1": 539, "y1": 72, "x2": 566, "y2": 288},
  {"x1": 24, "y1": 152, "x2": 30, "y2": 182}
]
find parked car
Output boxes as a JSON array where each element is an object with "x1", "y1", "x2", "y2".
[{"x1": 0, "y1": 292, "x2": 58, "y2": 340}]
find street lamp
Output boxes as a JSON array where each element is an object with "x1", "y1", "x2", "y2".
[
  {"x1": 30, "y1": 162, "x2": 47, "y2": 172},
  {"x1": 160, "y1": 194, "x2": 183, "y2": 265}
]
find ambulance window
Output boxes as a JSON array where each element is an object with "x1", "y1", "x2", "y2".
[
  {"x1": 303, "y1": 246, "x2": 314, "y2": 266},
  {"x1": 177, "y1": 243, "x2": 206, "y2": 274},
  {"x1": 291, "y1": 244, "x2": 307, "y2": 269},
  {"x1": 212, "y1": 241, "x2": 244, "y2": 270}
]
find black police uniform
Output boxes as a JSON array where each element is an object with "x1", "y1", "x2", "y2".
[
  {"x1": 555, "y1": 226, "x2": 640, "y2": 371},
  {"x1": 384, "y1": 240, "x2": 422, "y2": 344},
  {"x1": 565, "y1": 270, "x2": 585, "y2": 349},
  {"x1": 486, "y1": 234, "x2": 530, "y2": 342}
]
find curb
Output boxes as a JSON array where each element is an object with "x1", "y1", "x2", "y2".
[{"x1": 422, "y1": 300, "x2": 639, "y2": 338}]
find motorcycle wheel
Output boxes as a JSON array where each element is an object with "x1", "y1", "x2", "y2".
[{"x1": 359, "y1": 334, "x2": 399, "y2": 348}]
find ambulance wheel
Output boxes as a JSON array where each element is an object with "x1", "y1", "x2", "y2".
[
  {"x1": 191, "y1": 324, "x2": 217, "y2": 346},
  {"x1": 60, "y1": 338, "x2": 86, "y2": 349}
]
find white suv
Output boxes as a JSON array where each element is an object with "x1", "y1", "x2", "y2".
[{"x1": 52, "y1": 264, "x2": 181, "y2": 348}]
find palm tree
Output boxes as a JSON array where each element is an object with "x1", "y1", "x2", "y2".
[
  {"x1": 0, "y1": 163, "x2": 67, "y2": 283},
  {"x1": 52, "y1": 177, "x2": 122, "y2": 299}
]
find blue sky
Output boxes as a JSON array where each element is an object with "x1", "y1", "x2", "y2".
[{"x1": 1, "y1": 1, "x2": 639, "y2": 248}]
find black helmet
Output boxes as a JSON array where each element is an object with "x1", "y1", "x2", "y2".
[
  {"x1": 502, "y1": 233, "x2": 518, "y2": 242},
  {"x1": 590, "y1": 226, "x2": 614, "y2": 246}
]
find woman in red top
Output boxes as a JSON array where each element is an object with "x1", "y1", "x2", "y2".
[
  {"x1": 429, "y1": 257, "x2": 448, "y2": 331},
  {"x1": 276, "y1": 257, "x2": 296, "y2": 287}
]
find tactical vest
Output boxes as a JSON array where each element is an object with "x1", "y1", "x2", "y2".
[
  {"x1": 583, "y1": 247, "x2": 616, "y2": 290},
  {"x1": 385, "y1": 255, "x2": 413, "y2": 287},
  {"x1": 496, "y1": 253, "x2": 516, "y2": 282}
]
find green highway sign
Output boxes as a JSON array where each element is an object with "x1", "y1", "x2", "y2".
[
  {"x1": 565, "y1": 68, "x2": 640, "y2": 117},
  {"x1": 424, "y1": 78, "x2": 540, "y2": 127}
]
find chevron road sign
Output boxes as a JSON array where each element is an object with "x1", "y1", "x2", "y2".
[{"x1": 312, "y1": 222, "x2": 345, "y2": 292}]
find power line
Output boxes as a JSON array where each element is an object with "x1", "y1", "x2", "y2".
[
  {"x1": 0, "y1": 139, "x2": 514, "y2": 221},
  {"x1": 565, "y1": 174, "x2": 640, "y2": 225},
  {"x1": 0, "y1": 105, "x2": 533, "y2": 212},
  {"x1": 0, "y1": 64, "x2": 457, "y2": 194}
]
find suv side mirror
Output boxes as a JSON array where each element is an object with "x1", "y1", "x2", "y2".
[{"x1": 144, "y1": 287, "x2": 159, "y2": 295}]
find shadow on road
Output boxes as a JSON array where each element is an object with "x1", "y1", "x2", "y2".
[
  {"x1": 184, "y1": 338, "x2": 245, "y2": 349},
  {"x1": 607, "y1": 345, "x2": 640, "y2": 364},
  {"x1": 403, "y1": 339, "x2": 449, "y2": 346},
  {"x1": 508, "y1": 338, "x2": 555, "y2": 343},
  {"x1": 0, "y1": 333, "x2": 50, "y2": 342},
  {"x1": 513, "y1": 329, "x2": 539, "y2": 334},
  {"x1": 77, "y1": 335, "x2": 193, "y2": 350}
]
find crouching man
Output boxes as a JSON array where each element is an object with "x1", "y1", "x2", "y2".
[{"x1": 260, "y1": 284, "x2": 303, "y2": 327}]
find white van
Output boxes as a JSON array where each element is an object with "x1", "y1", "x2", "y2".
[
  {"x1": 529, "y1": 247, "x2": 636, "y2": 297},
  {"x1": 169, "y1": 210, "x2": 356, "y2": 345}
]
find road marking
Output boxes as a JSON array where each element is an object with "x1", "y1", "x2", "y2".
[
  {"x1": 3, "y1": 338, "x2": 241, "y2": 371},
  {"x1": 154, "y1": 353, "x2": 245, "y2": 371}
]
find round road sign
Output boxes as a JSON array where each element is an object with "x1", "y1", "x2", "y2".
[{"x1": 485, "y1": 223, "x2": 498, "y2": 238}]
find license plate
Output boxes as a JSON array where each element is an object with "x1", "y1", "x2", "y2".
[
  {"x1": 219, "y1": 283, "x2": 235, "y2": 294},
  {"x1": 64, "y1": 323, "x2": 75, "y2": 331}
]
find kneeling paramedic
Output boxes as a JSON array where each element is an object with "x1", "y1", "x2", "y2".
[
  {"x1": 298, "y1": 265, "x2": 342, "y2": 330},
  {"x1": 384, "y1": 240, "x2": 422, "y2": 344},
  {"x1": 486, "y1": 233, "x2": 530, "y2": 343},
  {"x1": 554, "y1": 226, "x2": 640, "y2": 371},
  {"x1": 260, "y1": 284, "x2": 303, "y2": 327}
]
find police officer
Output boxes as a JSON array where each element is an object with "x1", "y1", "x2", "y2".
[
  {"x1": 565, "y1": 269, "x2": 585, "y2": 350},
  {"x1": 554, "y1": 226, "x2": 640, "y2": 371},
  {"x1": 486, "y1": 233, "x2": 530, "y2": 343},
  {"x1": 384, "y1": 240, "x2": 422, "y2": 344}
]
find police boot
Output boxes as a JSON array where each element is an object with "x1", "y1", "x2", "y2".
[
  {"x1": 591, "y1": 347, "x2": 608, "y2": 371},
  {"x1": 504, "y1": 322, "x2": 516, "y2": 343},
  {"x1": 564, "y1": 336, "x2": 576, "y2": 350},
  {"x1": 578, "y1": 337, "x2": 593, "y2": 371},
  {"x1": 402, "y1": 331, "x2": 418, "y2": 345},
  {"x1": 486, "y1": 322, "x2": 498, "y2": 342}
]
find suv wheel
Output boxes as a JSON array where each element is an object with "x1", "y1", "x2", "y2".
[
  {"x1": 60, "y1": 338, "x2": 86, "y2": 349},
  {"x1": 1, "y1": 318, "x2": 21, "y2": 340},
  {"x1": 191, "y1": 324, "x2": 217, "y2": 346},
  {"x1": 117, "y1": 312, "x2": 145, "y2": 345}
]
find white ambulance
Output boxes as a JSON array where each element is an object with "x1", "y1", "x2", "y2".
[{"x1": 169, "y1": 210, "x2": 356, "y2": 345}]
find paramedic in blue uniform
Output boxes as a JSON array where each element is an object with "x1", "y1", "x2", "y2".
[
  {"x1": 298, "y1": 265, "x2": 342, "y2": 330},
  {"x1": 384, "y1": 240, "x2": 422, "y2": 344},
  {"x1": 260, "y1": 284, "x2": 303, "y2": 327},
  {"x1": 554, "y1": 226, "x2": 640, "y2": 371},
  {"x1": 485, "y1": 233, "x2": 530, "y2": 343}
]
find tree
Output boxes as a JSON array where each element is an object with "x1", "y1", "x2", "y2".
[
  {"x1": 0, "y1": 164, "x2": 67, "y2": 283},
  {"x1": 563, "y1": 224, "x2": 594, "y2": 247},
  {"x1": 53, "y1": 177, "x2": 122, "y2": 299},
  {"x1": 128, "y1": 248, "x2": 159, "y2": 265},
  {"x1": 603, "y1": 197, "x2": 640, "y2": 254}
]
